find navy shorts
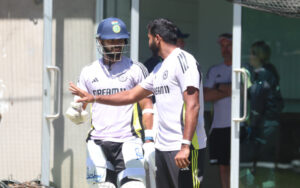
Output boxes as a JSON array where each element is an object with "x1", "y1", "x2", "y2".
[{"x1": 209, "y1": 127, "x2": 231, "y2": 165}]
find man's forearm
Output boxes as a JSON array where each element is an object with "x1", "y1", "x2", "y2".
[
  {"x1": 94, "y1": 90, "x2": 136, "y2": 105},
  {"x1": 204, "y1": 87, "x2": 229, "y2": 102},
  {"x1": 139, "y1": 97, "x2": 154, "y2": 130},
  {"x1": 183, "y1": 102, "x2": 200, "y2": 142},
  {"x1": 94, "y1": 85, "x2": 152, "y2": 106},
  {"x1": 218, "y1": 83, "x2": 231, "y2": 96},
  {"x1": 142, "y1": 113, "x2": 153, "y2": 130}
]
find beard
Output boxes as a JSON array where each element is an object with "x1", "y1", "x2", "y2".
[
  {"x1": 149, "y1": 40, "x2": 159, "y2": 57},
  {"x1": 103, "y1": 46, "x2": 122, "y2": 62}
]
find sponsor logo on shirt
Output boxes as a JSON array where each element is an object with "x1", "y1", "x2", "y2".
[
  {"x1": 92, "y1": 88, "x2": 126, "y2": 95},
  {"x1": 154, "y1": 85, "x2": 170, "y2": 95},
  {"x1": 92, "y1": 77, "x2": 99, "y2": 83}
]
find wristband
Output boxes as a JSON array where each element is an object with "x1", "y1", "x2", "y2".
[
  {"x1": 181, "y1": 139, "x2": 191, "y2": 146},
  {"x1": 144, "y1": 130, "x2": 154, "y2": 138},
  {"x1": 142, "y1": 108, "x2": 154, "y2": 115},
  {"x1": 144, "y1": 136, "x2": 154, "y2": 142}
]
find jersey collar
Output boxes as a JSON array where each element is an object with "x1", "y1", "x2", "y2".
[{"x1": 99, "y1": 56, "x2": 131, "y2": 78}]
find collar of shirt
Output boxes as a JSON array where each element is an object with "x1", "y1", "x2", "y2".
[{"x1": 99, "y1": 56, "x2": 131, "y2": 78}]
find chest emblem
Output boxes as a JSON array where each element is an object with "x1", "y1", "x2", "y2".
[
  {"x1": 118, "y1": 74, "x2": 128, "y2": 82},
  {"x1": 163, "y1": 70, "x2": 168, "y2": 80}
]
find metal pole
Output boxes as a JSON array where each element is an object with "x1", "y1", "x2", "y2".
[
  {"x1": 130, "y1": 0, "x2": 139, "y2": 62},
  {"x1": 94, "y1": 0, "x2": 104, "y2": 60},
  {"x1": 41, "y1": 0, "x2": 53, "y2": 185},
  {"x1": 230, "y1": 4, "x2": 242, "y2": 188}
]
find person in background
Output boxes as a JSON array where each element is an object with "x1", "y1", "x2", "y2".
[
  {"x1": 204, "y1": 33, "x2": 232, "y2": 188},
  {"x1": 176, "y1": 28, "x2": 189, "y2": 49},
  {"x1": 241, "y1": 41, "x2": 284, "y2": 188}
]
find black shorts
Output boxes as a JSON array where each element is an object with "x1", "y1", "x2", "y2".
[
  {"x1": 209, "y1": 127, "x2": 231, "y2": 165},
  {"x1": 93, "y1": 140, "x2": 124, "y2": 185},
  {"x1": 155, "y1": 148, "x2": 205, "y2": 188},
  {"x1": 94, "y1": 140, "x2": 125, "y2": 173}
]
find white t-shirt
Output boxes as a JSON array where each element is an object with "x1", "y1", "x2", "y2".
[
  {"x1": 78, "y1": 56, "x2": 148, "y2": 142},
  {"x1": 204, "y1": 63, "x2": 232, "y2": 129},
  {"x1": 140, "y1": 48, "x2": 207, "y2": 151}
]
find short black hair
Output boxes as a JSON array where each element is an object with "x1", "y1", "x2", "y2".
[{"x1": 147, "y1": 18, "x2": 178, "y2": 45}]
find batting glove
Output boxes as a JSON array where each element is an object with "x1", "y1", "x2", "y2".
[
  {"x1": 65, "y1": 102, "x2": 89, "y2": 125},
  {"x1": 143, "y1": 142, "x2": 156, "y2": 171}
]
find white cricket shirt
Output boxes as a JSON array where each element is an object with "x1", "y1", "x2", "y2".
[
  {"x1": 78, "y1": 56, "x2": 148, "y2": 142},
  {"x1": 204, "y1": 63, "x2": 232, "y2": 129},
  {"x1": 140, "y1": 48, "x2": 207, "y2": 151}
]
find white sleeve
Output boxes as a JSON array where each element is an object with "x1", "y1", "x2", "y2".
[
  {"x1": 139, "y1": 72, "x2": 155, "y2": 93},
  {"x1": 176, "y1": 54, "x2": 200, "y2": 93},
  {"x1": 203, "y1": 66, "x2": 215, "y2": 88},
  {"x1": 77, "y1": 67, "x2": 89, "y2": 93}
]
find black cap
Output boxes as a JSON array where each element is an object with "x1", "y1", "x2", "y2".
[
  {"x1": 177, "y1": 28, "x2": 190, "y2": 39},
  {"x1": 218, "y1": 33, "x2": 232, "y2": 41}
]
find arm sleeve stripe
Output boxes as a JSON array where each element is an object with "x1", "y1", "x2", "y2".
[
  {"x1": 178, "y1": 56, "x2": 185, "y2": 73},
  {"x1": 133, "y1": 61, "x2": 149, "y2": 78},
  {"x1": 178, "y1": 55, "x2": 187, "y2": 73},
  {"x1": 178, "y1": 52, "x2": 189, "y2": 73},
  {"x1": 179, "y1": 53, "x2": 188, "y2": 72},
  {"x1": 181, "y1": 52, "x2": 189, "y2": 69}
]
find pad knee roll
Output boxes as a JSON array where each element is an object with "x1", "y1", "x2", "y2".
[
  {"x1": 120, "y1": 180, "x2": 145, "y2": 188},
  {"x1": 88, "y1": 182, "x2": 116, "y2": 188}
]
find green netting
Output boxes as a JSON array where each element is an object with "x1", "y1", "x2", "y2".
[{"x1": 227, "y1": 0, "x2": 300, "y2": 18}]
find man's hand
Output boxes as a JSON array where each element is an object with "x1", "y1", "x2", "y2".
[
  {"x1": 69, "y1": 82, "x2": 94, "y2": 103},
  {"x1": 174, "y1": 144, "x2": 190, "y2": 169}
]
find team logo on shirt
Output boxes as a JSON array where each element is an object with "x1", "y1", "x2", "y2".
[
  {"x1": 118, "y1": 74, "x2": 128, "y2": 82},
  {"x1": 163, "y1": 70, "x2": 168, "y2": 80}
]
